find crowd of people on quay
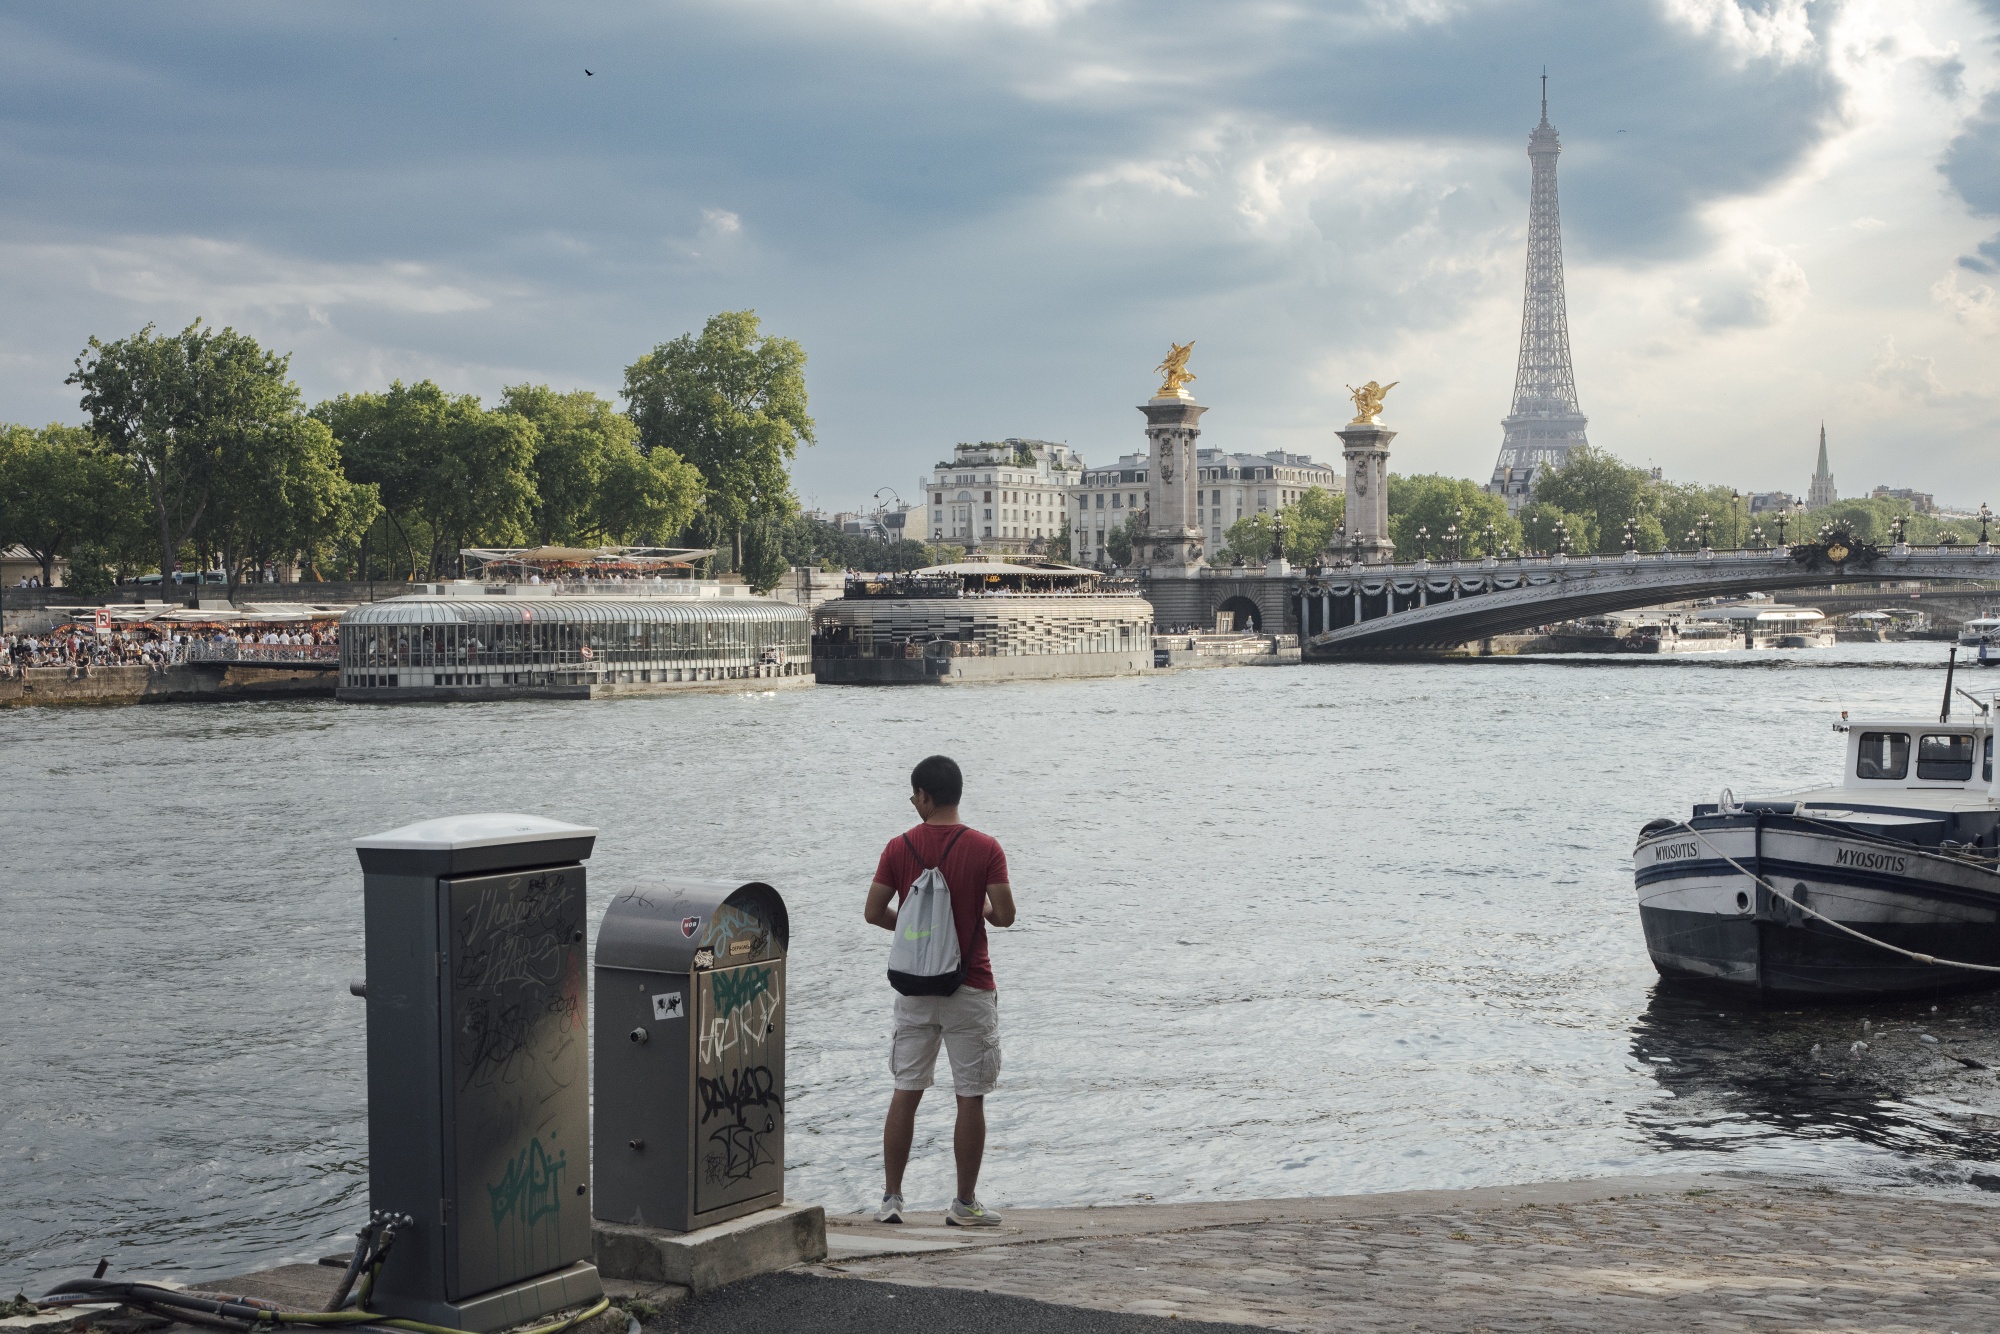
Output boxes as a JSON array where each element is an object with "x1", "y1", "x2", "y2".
[{"x1": 3, "y1": 624, "x2": 337, "y2": 674}]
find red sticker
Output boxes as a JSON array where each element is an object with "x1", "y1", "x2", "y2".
[{"x1": 681, "y1": 916, "x2": 701, "y2": 938}]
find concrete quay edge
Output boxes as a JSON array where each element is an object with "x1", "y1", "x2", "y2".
[
  {"x1": 593, "y1": 1202, "x2": 827, "y2": 1295},
  {"x1": 822, "y1": 1172, "x2": 1749, "y2": 1258}
]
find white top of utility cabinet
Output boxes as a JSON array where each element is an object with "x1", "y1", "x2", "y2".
[{"x1": 355, "y1": 813, "x2": 598, "y2": 851}]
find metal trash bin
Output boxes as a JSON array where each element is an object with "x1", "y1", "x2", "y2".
[
  {"x1": 354, "y1": 814, "x2": 603, "y2": 1331},
  {"x1": 594, "y1": 878, "x2": 789, "y2": 1233}
]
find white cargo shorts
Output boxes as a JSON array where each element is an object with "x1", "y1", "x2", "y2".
[{"x1": 890, "y1": 987, "x2": 1001, "y2": 1097}]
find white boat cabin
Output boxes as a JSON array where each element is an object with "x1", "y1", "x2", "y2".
[{"x1": 1816, "y1": 712, "x2": 2000, "y2": 810}]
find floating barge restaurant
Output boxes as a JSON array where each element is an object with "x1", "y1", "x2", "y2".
[
  {"x1": 811, "y1": 558, "x2": 1155, "y2": 684},
  {"x1": 338, "y1": 546, "x2": 811, "y2": 701}
]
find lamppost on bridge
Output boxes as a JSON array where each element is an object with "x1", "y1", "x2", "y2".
[
  {"x1": 1981, "y1": 504, "x2": 1993, "y2": 546},
  {"x1": 1481, "y1": 522, "x2": 1497, "y2": 558},
  {"x1": 1621, "y1": 518, "x2": 1636, "y2": 554},
  {"x1": 1696, "y1": 513, "x2": 1714, "y2": 551},
  {"x1": 1749, "y1": 525, "x2": 1766, "y2": 551},
  {"x1": 1730, "y1": 490, "x2": 1742, "y2": 550},
  {"x1": 1552, "y1": 518, "x2": 1571, "y2": 556},
  {"x1": 1891, "y1": 515, "x2": 1908, "y2": 547},
  {"x1": 1414, "y1": 525, "x2": 1430, "y2": 562},
  {"x1": 1774, "y1": 510, "x2": 1789, "y2": 547},
  {"x1": 1446, "y1": 523, "x2": 1462, "y2": 563}
]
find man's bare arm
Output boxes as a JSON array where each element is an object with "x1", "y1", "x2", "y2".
[
  {"x1": 864, "y1": 881, "x2": 898, "y2": 930},
  {"x1": 984, "y1": 883, "x2": 1016, "y2": 928}
]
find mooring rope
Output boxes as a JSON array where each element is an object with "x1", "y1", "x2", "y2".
[{"x1": 1663, "y1": 819, "x2": 2000, "y2": 974}]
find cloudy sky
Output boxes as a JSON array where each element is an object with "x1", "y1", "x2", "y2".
[{"x1": 2, "y1": 0, "x2": 1996, "y2": 511}]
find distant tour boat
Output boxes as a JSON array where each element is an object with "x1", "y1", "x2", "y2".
[
  {"x1": 1634, "y1": 655, "x2": 2000, "y2": 997},
  {"x1": 1959, "y1": 616, "x2": 2000, "y2": 665}
]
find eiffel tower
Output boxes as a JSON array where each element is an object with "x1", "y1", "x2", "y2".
[{"x1": 1489, "y1": 76, "x2": 1588, "y2": 514}]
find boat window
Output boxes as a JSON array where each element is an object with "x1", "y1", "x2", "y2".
[
  {"x1": 1855, "y1": 732, "x2": 1909, "y2": 780},
  {"x1": 1917, "y1": 733, "x2": 1976, "y2": 782}
]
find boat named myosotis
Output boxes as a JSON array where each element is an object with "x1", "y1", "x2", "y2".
[{"x1": 1634, "y1": 681, "x2": 2000, "y2": 997}]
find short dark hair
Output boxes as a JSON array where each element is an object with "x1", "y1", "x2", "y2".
[{"x1": 910, "y1": 754, "x2": 963, "y2": 807}]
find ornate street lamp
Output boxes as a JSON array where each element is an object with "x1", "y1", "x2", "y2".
[
  {"x1": 1980, "y1": 503, "x2": 1993, "y2": 545},
  {"x1": 1696, "y1": 513, "x2": 1714, "y2": 549},
  {"x1": 1415, "y1": 525, "x2": 1430, "y2": 561},
  {"x1": 1481, "y1": 521, "x2": 1497, "y2": 557},
  {"x1": 1891, "y1": 515, "x2": 1907, "y2": 546},
  {"x1": 1774, "y1": 511, "x2": 1789, "y2": 546},
  {"x1": 1621, "y1": 518, "x2": 1636, "y2": 554},
  {"x1": 1446, "y1": 523, "x2": 1462, "y2": 562}
]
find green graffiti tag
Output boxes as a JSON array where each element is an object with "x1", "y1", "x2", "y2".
[
  {"x1": 710, "y1": 966, "x2": 773, "y2": 1018},
  {"x1": 488, "y1": 1136, "x2": 566, "y2": 1232}
]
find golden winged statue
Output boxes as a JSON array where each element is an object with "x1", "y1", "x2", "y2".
[
  {"x1": 1155, "y1": 341, "x2": 1196, "y2": 398},
  {"x1": 1346, "y1": 379, "x2": 1398, "y2": 424}
]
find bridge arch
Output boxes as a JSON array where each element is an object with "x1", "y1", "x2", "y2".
[
  {"x1": 1215, "y1": 595, "x2": 1262, "y2": 632},
  {"x1": 1298, "y1": 541, "x2": 2000, "y2": 654}
]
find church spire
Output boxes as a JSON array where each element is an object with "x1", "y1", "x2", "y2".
[{"x1": 1807, "y1": 422, "x2": 1837, "y2": 510}]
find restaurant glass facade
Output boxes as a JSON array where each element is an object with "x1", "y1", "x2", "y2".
[{"x1": 339, "y1": 595, "x2": 812, "y2": 698}]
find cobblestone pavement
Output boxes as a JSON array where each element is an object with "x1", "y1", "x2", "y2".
[{"x1": 819, "y1": 1175, "x2": 2000, "y2": 1332}]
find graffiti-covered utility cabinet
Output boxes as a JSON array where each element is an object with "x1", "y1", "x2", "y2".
[
  {"x1": 354, "y1": 814, "x2": 603, "y2": 1333},
  {"x1": 594, "y1": 878, "x2": 790, "y2": 1233}
]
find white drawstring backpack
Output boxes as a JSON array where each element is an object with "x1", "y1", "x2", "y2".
[{"x1": 887, "y1": 828, "x2": 966, "y2": 996}]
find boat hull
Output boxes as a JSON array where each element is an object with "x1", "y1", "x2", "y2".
[{"x1": 1634, "y1": 814, "x2": 2000, "y2": 997}]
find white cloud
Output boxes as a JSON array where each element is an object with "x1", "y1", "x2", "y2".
[
  {"x1": 1686, "y1": 240, "x2": 1812, "y2": 330},
  {"x1": 0, "y1": 235, "x2": 494, "y2": 320},
  {"x1": 1930, "y1": 269, "x2": 2000, "y2": 334},
  {"x1": 1659, "y1": 0, "x2": 1817, "y2": 64}
]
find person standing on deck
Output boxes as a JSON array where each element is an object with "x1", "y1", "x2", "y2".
[{"x1": 863, "y1": 754, "x2": 1016, "y2": 1227}]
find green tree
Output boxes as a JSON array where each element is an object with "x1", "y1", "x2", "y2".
[
  {"x1": 623, "y1": 311, "x2": 815, "y2": 569},
  {"x1": 1224, "y1": 511, "x2": 1276, "y2": 562},
  {"x1": 68, "y1": 320, "x2": 302, "y2": 584},
  {"x1": 739, "y1": 514, "x2": 790, "y2": 593},
  {"x1": 0, "y1": 423, "x2": 145, "y2": 587},
  {"x1": 1105, "y1": 511, "x2": 1145, "y2": 566},
  {"x1": 1528, "y1": 446, "x2": 1655, "y2": 553},
  {"x1": 1516, "y1": 499, "x2": 1596, "y2": 554},
  {"x1": 199, "y1": 415, "x2": 380, "y2": 595},
  {"x1": 316, "y1": 381, "x2": 536, "y2": 577},
  {"x1": 1046, "y1": 520, "x2": 1071, "y2": 563},
  {"x1": 1386, "y1": 474, "x2": 1519, "y2": 558},
  {"x1": 501, "y1": 384, "x2": 701, "y2": 546},
  {"x1": 1281, "y1": 487, "x2": 1343, "y2": 561}
]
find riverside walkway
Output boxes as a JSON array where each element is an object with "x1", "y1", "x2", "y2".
[
  {"x1": 36, "y1": 1174, "x2": 2000, "y2": 1334},
  {"x1": 807, "y1": 1173, "x2": 2000, "y2": 1332}
]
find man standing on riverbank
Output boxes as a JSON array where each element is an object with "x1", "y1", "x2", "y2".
[{"x1": 864, "y1": 754, "x2": 1016, "y2": 1227}]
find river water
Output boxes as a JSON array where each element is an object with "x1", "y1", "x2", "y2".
[{"x1": 6, "y1": 643, "x2": 2000, "y2": 1289}]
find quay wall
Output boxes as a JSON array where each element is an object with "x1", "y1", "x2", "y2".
[
  {"x1": 1, "y1": 663, "x2": 335, "y2": 708},
  {"x1": 816, "y1": 649, "x2": 1154, "y2": 685}
]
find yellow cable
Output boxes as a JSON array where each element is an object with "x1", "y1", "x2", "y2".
[{"x1": 277, "y1": 1296, "x2": 612, "y2": 1334}]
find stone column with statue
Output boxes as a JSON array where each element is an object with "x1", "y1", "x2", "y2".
[
  {"x1": 1137, "y1": 341, "x2": 1207, "y2": 578},
  {"x1": 1338, "y1": 379, "x2": 1397, "y2": 565}
]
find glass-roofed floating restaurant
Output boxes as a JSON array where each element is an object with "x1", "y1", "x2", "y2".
[{"x1": 337, "y1": 546, "x2": 812, "y2": 701}]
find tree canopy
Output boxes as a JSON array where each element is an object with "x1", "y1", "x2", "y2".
[
  {"x1": 623, "y1": 310, "x2": 814, "y2": 568},
  {"x1": 500, "y1": 384, "x2": 701, "y2": 547},
  {"x1": 68, "y1": 320, "x2": 304, "y2": 585},
  {"x1": 0, "y1": 423, "x2": 146, "y2": 587}
]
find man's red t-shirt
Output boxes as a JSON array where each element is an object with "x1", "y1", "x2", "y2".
[{"x1": 874, "y1": 823, "x2": 1008, "y2": 991}]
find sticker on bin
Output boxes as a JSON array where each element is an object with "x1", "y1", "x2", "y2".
[{"x1": 651, "y1": 992, "x2": 684, "y2": 1021}]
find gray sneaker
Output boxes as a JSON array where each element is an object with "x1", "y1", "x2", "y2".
[
  {"x1": 875, "y1": 1193, "x2": 904, "y2": 1224},
  {"x1": 946, "y1": 1197, "x2": 1001, "y2": 1227}
]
